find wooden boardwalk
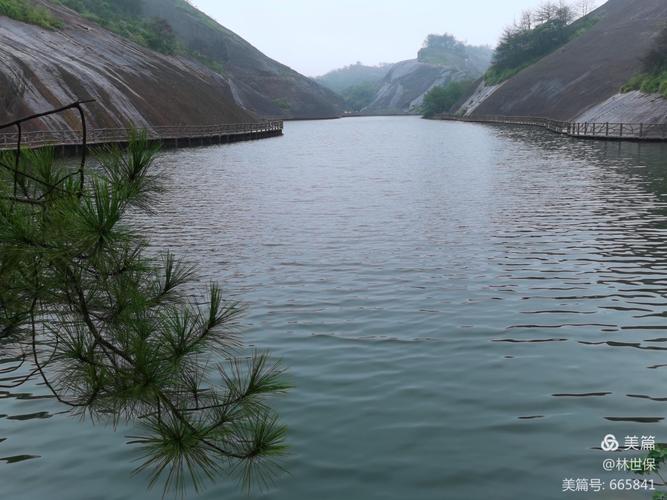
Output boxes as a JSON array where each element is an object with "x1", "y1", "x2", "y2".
[
  {"x1": 437, "y1": 114, "x2": 667, "y2": 141},
  {"x1": 0, "y1": 120, "x2": 284, "y2": 151}
]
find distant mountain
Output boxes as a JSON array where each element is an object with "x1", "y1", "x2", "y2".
[
  {"x1": 316, "y1": 63, "x2": 392, "y2": 94},
  {"x1": 417, "y1": 34, "x2": 493, "y2": 74},
  {"x1": 319, "y1": 34, "x2": 492, "y2": 114},
  {"x1": 363, "y1": 35, "x2": 492, "y2": 114},
  {"x1": 315, "y1": 63, "x2": 392, "y2": 112},
  {"x1": 457, "y1": 0, "x2": 667, "y2": 123}
]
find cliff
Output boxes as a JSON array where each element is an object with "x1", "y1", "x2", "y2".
[
  {"x1": 317, "y1": 34, "x2": 492, "y2": 115},
  {"x1": 363, "y1": 60, "x2": 471, "y2": 114},
  {"x1": 363, "y1": 35, "x2": 492, "y2": 114},
  {"x1": 0, "y1": 0, "x2": 343, "y2": 131},
  {"x1": 137, "y1": 0, "x2": 344, "y2": 120},
  {"x1": 458, "y1": 0, "x2": 667, "y2": 123},
  {"x1": 0, "y1": 4, "x2": 256, "y2": 131}
]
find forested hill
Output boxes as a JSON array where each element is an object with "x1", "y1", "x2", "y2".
[
  {"x1": 318, "y1": 34, "x2": 492, "y2": 114},
  {"x1": 316, "y1": 63, "x2": 393, "y2": 95},
  {"x1": 315, "y1": 63, "x2": 393, "y2": 114},
  {"x1": 0, "y1": 0, "x2": 343, "y2": 127},
  {"x1": 458, "y1": 0, "x2": 667, "y2": 123}
]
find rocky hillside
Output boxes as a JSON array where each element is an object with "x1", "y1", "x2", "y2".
[
  {"x1": 0, "y1": 2, "x2": 255, "y2": 131},
  {"x1": 457, "y1": 0, "x2": 667, "y2": 123},
  {"x1": 315, "y1": 63, "x2": 392, "y2": 113},
  {"x1": 362, "y1": 35, "x2": 492, "y2": 114},
  {"x1": 0, "y1": 0, "x2": 343, "y2": 131},
  {"x1": 136, "y1": 0, "x2": 343, "y2": 119}
]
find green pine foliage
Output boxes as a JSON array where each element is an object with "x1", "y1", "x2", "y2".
[
  {"x1": 0, "y1": 0, "x2": 62, "y2": 29},
  {"x1": 485, "y1": 3, "x2": 597, "y2": 85},
  {"x1": 0, "y1": 135, "x2": 288, "y2": 496}
]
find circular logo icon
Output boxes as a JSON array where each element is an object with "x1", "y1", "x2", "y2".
[{"x1": 601, "y1": 434, "x2": 619, "y2": 452}]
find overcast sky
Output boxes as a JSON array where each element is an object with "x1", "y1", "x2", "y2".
[{"x1": 190, "y1": 0, "x2": 598, "y2": 77}]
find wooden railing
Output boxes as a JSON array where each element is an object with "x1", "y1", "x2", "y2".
[
  {"x1": 437, "y1": 114, "x2": 667, "y2": 141},
  {"x1": 0, "y1": 120, "x2": 284, "y2": 150}
]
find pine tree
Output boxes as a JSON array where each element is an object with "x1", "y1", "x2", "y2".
[{"x1": 0, "y1": 132, "x2": 288, "y2": 496}]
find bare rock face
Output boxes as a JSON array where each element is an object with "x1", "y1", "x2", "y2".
[
  {"x1": 574, "y1": 91, "x2": 667, "y2": 124},
  {"x1": 463, "y1": 0, "x2": 667, "y2": 121},
  {"x1": 362, "y1": 60, "x2": 468, "y2": 114},
  {"x1": 456, "y1": 80, "x2": 504, "y2": 117},
  {"x1": 360, "y1": 37, "x2": 492, "y2": 115},
  {"x1": 138, "y1": 0, "x2": 344, "y2": 120},
  {"x1": 0, "y1": 4, "x2": 255, "y2": 131}
]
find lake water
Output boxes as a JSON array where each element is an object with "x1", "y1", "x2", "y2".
[{"x1": 3, "y1": 116, "x2": 667, "y2": 499}]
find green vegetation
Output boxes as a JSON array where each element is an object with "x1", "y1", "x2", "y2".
[
  {"x1": 57, "y1": 0, "x2": 227, "y2": 73},
  {"x1": 635, "y1": 444, "x2": 667, "y2": 499},
  {"x1": 316, "y1": 63, "x2": 391, "y2": 112},
  {"x1": 316, "y1": 62, "x2": 391, "y2": 95},
  {"x1": 418, "y1": 34, "x2": 492, "y2": 73},
  {"x1": 0, "y1": 0, "x2": 62, "y2": 29},
  {"x1": 340, "y1": 82, "x2": 380, "y2": 112},
  {"x1": 420, "y1": 80, "x2": 476, "y2": 118},
  {"x1": 621, "y1": 25, "x2": 667, "y2": 98},
  {"x1": 621, "y1": 72, "x2": 667, "y2": 98},
  {"x1": 57, "y1": 0, "x2": 178, "y2": 54},
  {"x1": 0, "y1": 136, "x2": 287, "y2": 495},
  {"x1": 273, "y1": 98, "x2": 291, "y2": 111},
  {"x1": 485, "y1": 2, "x2": 598, "y2": 85}
]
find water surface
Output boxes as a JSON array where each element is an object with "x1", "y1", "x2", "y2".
[{"x1": 3, "y1": 116, "x2": 667, "y2": 499}]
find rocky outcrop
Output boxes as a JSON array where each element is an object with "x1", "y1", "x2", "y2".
[
  {"x1": 363, "y1": 60, "x2": 470, "y2": 114},
  {"x1": 458, "y1": 0, "x2": 667, "y2": 121},
  {"x1": 574, "y1": 91, "x2": 667, "y2": 124},
  {"x1": 456, "y1": 80, "x2": 503, "y2": 117},
  {"x1": 0, "y1": 0, "x2": 345, "y2": 131},
  {"x1": 138, "y1": 0, "x2": 344, "y2": 120},
  {"x1": 359, "y1": 35, "x2": 492, "y2": 115},
  {"x1": 0, "y1": 4, "x2": 255, "y2": 131}
]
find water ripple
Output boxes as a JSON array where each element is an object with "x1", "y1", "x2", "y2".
[{"x1": 4, "y1": 117, "x2": 667, "y2": 499}]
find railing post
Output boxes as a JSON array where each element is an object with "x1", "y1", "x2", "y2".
[
  {"x1": 639, "y1": 123, "x2": 644, "y2": 138},
  {"x1": 14, "y1": 123, "x2": 21, "y2": 197},
  {"x1": 620, "y1": 123, "x2": 623, "y2": 137},
  {"x1": 606, "y1": 123, "x2": 609, "y2": 137}
]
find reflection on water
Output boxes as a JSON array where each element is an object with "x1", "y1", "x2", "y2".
[{"x1": 3, "y1": 117, "x2": 667, "y2": 499}]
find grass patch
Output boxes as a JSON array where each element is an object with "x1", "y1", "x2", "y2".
[
  {"x1": 57, "y1": 0, "x2": 178, "y2": 54},
  {"x1": 621, "y1": 71, "x2": 667, "y2": 98},
  {"x1": 272, "y1": 98, "x2": 291, "y2": 111},
  {"x1": 0, "y1": 0, "x2": 62, "y2": 29},
  {"x1": 484, "y1": 64, "x2": 530, "y2": 86},
  {"x1": 56, "y1": 0, "x2": 224, "y2": 75},
  {"x1": 621, "y1": 24, "x2": 667, "y2": 98}
]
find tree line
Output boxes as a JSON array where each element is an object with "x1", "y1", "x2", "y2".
[{"x1": 486, "y1": 0, "x2": 600, "y2": 84}]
